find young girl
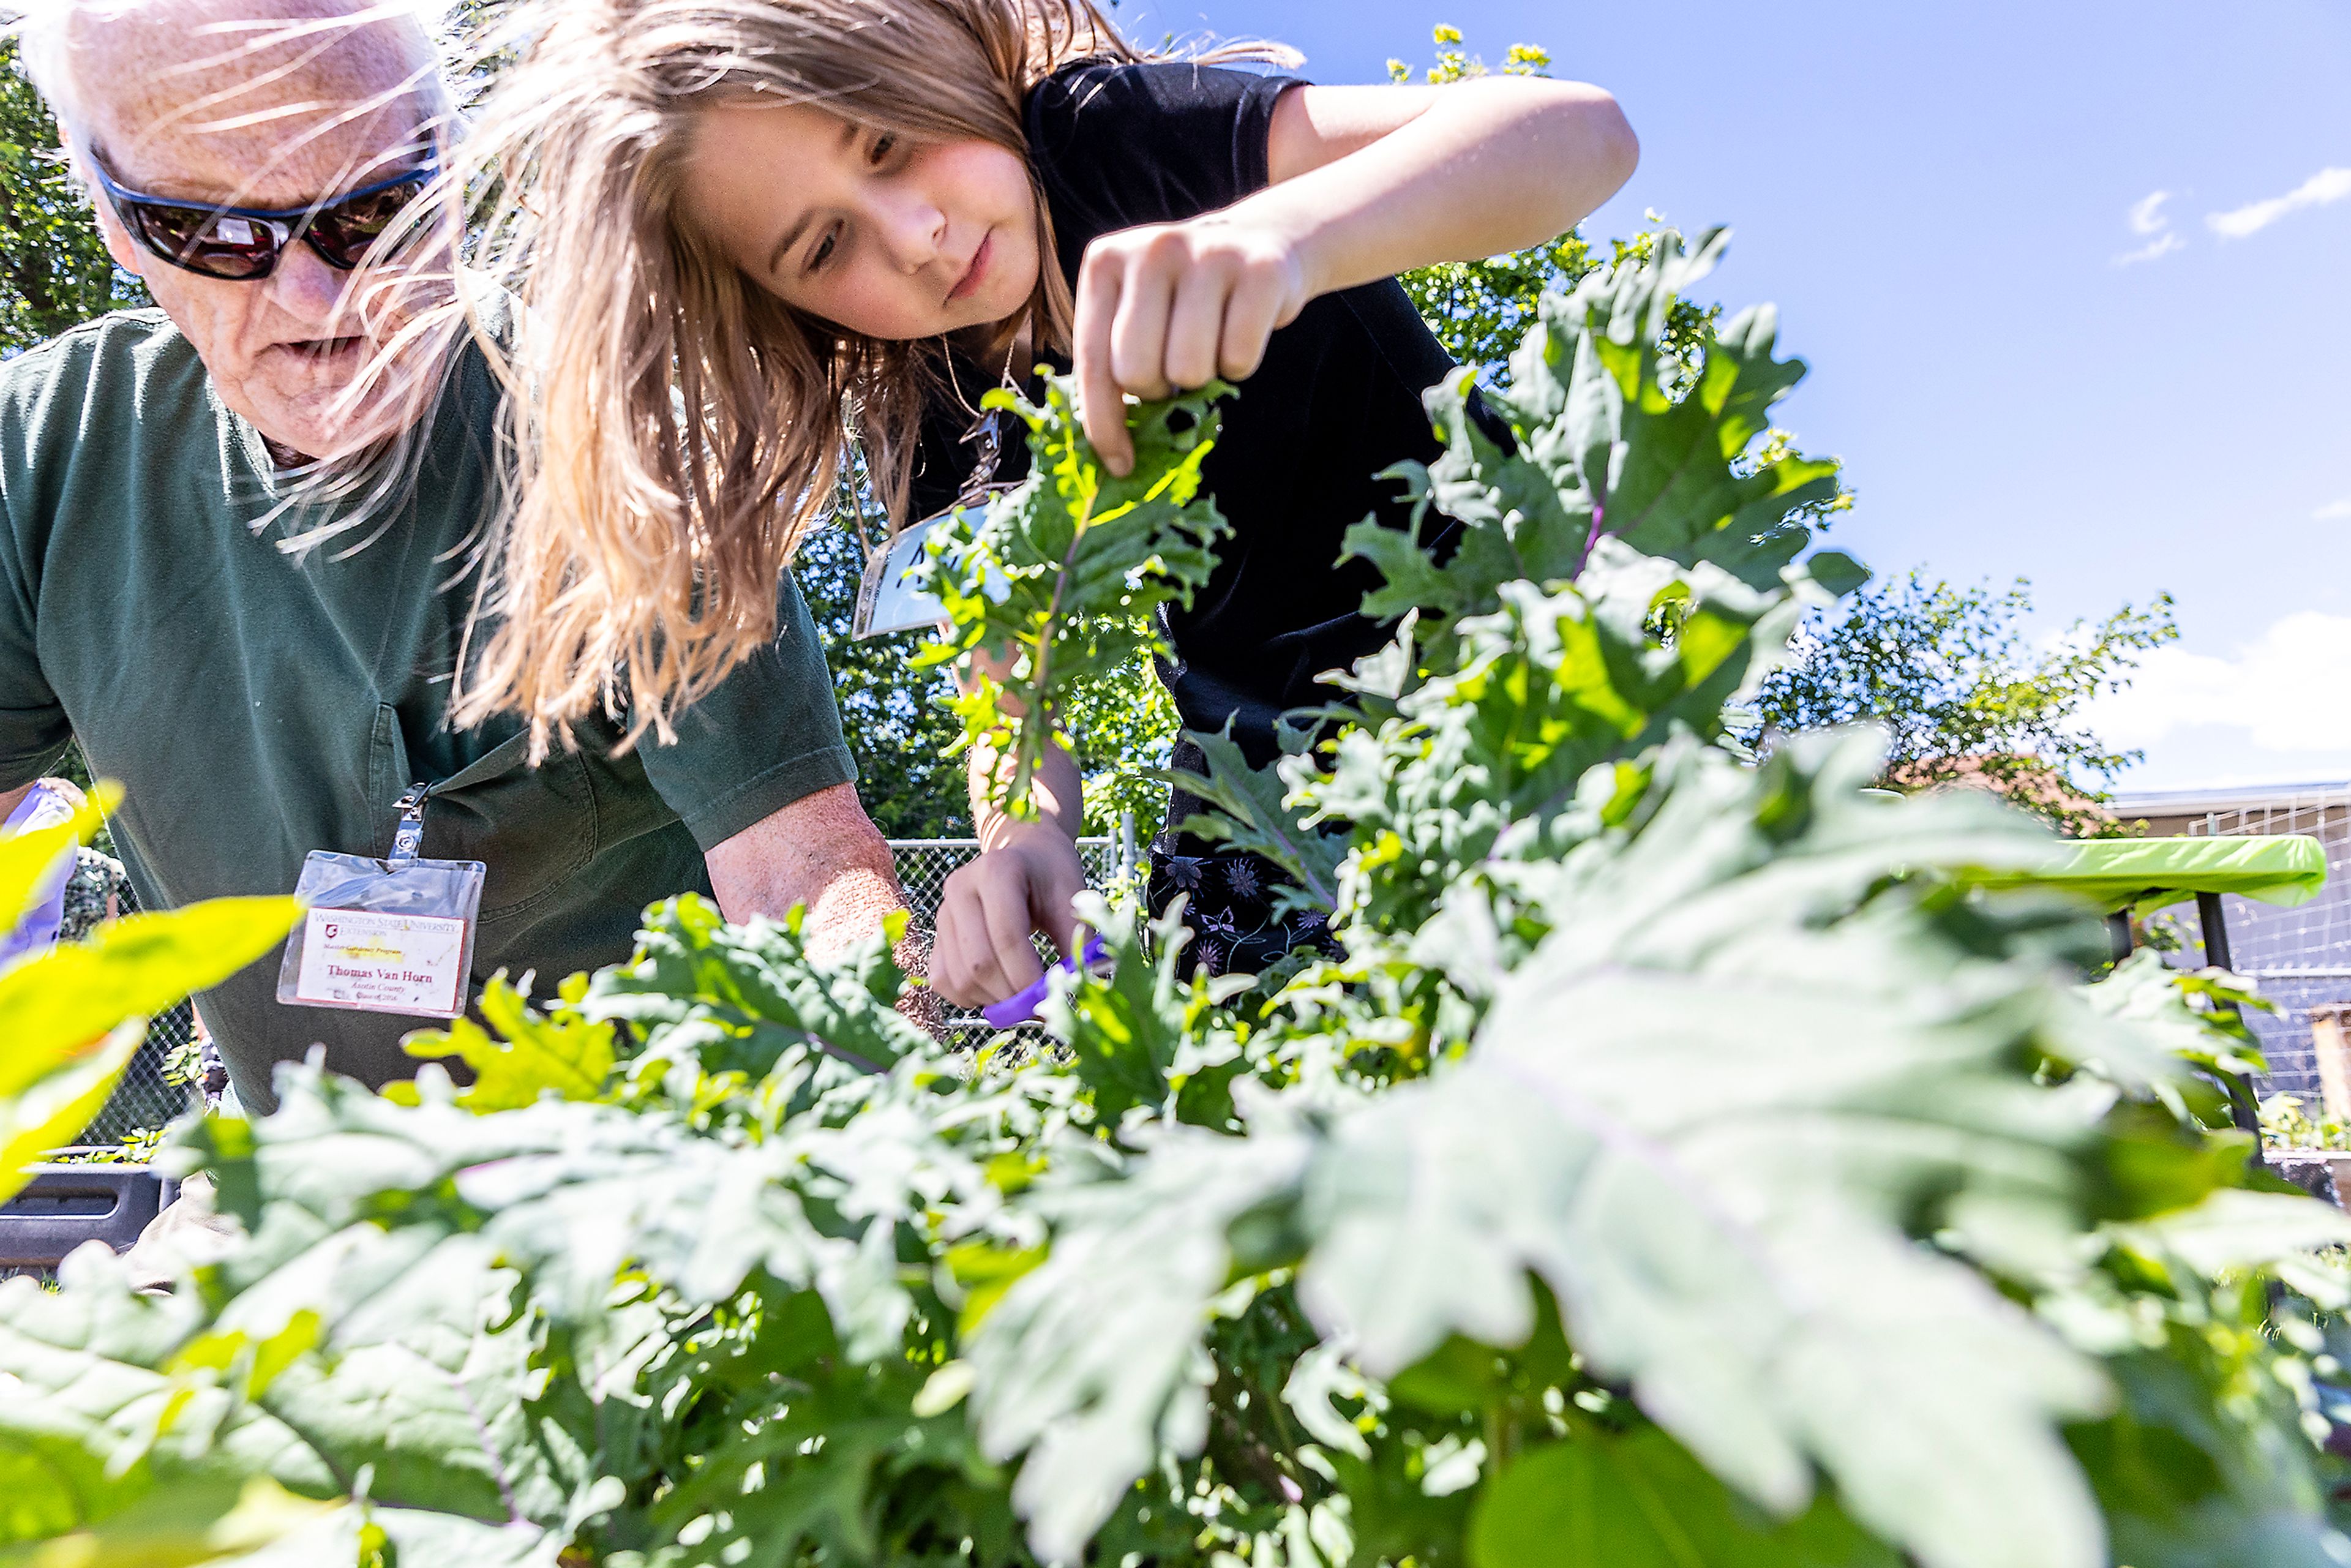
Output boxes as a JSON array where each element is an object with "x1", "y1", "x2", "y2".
[{"x1": 447, "y1": 0, "x2": 1638, "y2": 1008}]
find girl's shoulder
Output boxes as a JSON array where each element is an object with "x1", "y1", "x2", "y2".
[
  {"x1": 1023, "y1": 58, "x2": 1303, "y2": 244},
  {"x1": 1027, "y1": 56, "x2": 1293, "y2": 123}
]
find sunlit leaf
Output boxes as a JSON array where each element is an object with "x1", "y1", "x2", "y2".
[{"x1": 399, "y1": 973, "x2": 616, "y2": 1111}]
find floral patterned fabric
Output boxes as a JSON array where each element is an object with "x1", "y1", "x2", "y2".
[
  {"x1": 58, "y1": 848, "x2": 127, "y2": 945},
  {"x1": 1146, "y1": 846, "x2": 1337, "y2": 978}
]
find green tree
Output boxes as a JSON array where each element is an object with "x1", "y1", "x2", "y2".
[
  {"x1": 1749, "y1": 570, "x2": 2179, "y2": 837},
  {"x1": 797, "y1": 513, "x2": 972, "y2": 840},
  {"x1": 0, "y1": 37, "x2": 146, "y2": 356}
]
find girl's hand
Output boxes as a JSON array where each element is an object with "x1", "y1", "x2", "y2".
[
  {"x1": 1073, "y1": 216, "x2": 1310, "y2": 476},
  {"x1": 932, "y1": 819, "x2": 1091, "y2": 1008},
  {"x1": 1069, "y1": 77, "x2": 1638, "y2": 477}
]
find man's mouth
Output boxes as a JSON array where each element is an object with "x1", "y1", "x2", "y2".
[
  {"x1": 947, "y1": 231, "x2": 992, "y2": 305},
  {"x1": 276, "y1": 336, "x2": 367, "y2": 365}
]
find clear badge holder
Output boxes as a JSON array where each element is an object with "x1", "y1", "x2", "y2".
[
  {"x1": 276, "y1": 782, "x2": 486, "y2": 1018},
  {"x1": 851, "y1": 484, "x2": 1016, "y2": 640}
]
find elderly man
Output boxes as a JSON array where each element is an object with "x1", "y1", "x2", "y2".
[{"x1": 0, "y1": 0, "x2": 909, "y2": 1115}]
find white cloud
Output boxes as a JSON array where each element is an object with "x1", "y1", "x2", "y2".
[
  {"x1": 2207, "y1": 167, "x2": 2351, "y2": 239},
  {"x1": 2113, "y1": 189, "x2": 2184, "y2": 264},
  {"x1": 2088, "y1": 611, "x2": 2351, "y2": 755},
  {"x1": 2114, "y1": 232, "x2": 2186, "y2": 266},
  {"x1": 2317, "y1": 498, "x2": 2351, "y2": 520}
]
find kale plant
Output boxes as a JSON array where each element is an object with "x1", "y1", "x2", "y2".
[
  {"x1": 6, "y1": 230, "x2": 2349, "y2": 1568},
  {"x1": 917, "y1": 377, "x2": 1231, "y2": 817}
]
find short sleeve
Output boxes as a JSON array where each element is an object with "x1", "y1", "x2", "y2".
[
  {"x1": 635, "y1": 570, "x2": 858, "y2": 852},
  {"x1": 1026, "y1": 61, "x2": 1305, "y2": 276}
]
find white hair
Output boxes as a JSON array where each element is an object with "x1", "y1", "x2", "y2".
[{"x1": 4, "y1": 0, "x2": 454, "y2": 161}]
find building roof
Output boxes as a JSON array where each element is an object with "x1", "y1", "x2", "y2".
[{"x1": 2111, "y1": 782, "x2": 2351, "y2": 817}]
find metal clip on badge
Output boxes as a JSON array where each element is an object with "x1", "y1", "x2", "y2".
[
  {"x1": 389, "y1": 781, "x2": 429, "y2": 866},
  {"x1": 981, "y1": 933, "x2": 1112, "y2": 1029}
]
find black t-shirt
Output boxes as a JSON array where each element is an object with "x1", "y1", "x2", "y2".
[{"x1": 910, "y1": 60, "x2": 1467, "y2": 806}]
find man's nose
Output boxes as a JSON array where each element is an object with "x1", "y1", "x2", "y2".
[{"x1": 262, "y1": 239, "x2": 355, "y2": 325}]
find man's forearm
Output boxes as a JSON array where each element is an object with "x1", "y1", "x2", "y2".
[
  {"x1": 706, "y1": 781, "x2": 907, "y2": 960},
  {"x1": 705, "y1": 782, "x2": 940, "y2": 1029}
]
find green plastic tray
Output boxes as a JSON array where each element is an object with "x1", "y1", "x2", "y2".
[{"x1": 1971, "y1": 835, "x2": 2328, "y2": 914}]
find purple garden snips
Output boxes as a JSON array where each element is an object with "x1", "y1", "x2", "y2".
[{"x1": 980, "y1": 933, "x2": 1111, "y2": 1029}]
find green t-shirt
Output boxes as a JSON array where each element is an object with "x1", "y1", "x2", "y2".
[{"x1": 0, "y1": 310, "x2": 857, "y2": 1111}]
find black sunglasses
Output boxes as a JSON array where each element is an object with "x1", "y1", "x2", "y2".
[{"x1": 88, "y1": 153, "x2": 439, "y2": 281}]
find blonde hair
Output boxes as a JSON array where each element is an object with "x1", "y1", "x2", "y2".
[{"x1": 437, "y1": 0, "x2": 1290, "y2": 752}]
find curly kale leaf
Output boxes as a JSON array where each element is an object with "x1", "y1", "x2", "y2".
[
  {"x1": 396, "y1": 971, "x2": 618, "y2": 1112},
  {"x1": 1346, "y1": 226, "x2": 1857, "y2": 671},
  {"x1": 1313, "y1": 545, "x2": 1813, "y2": 939},
  {"x1": 11, "y1": 230, "x2": 2351, "y2": 1568},
  {"x1": 583, "y1": 895, "x2": 932, "y2": 1089},
  {"x1": 916, "y1": 377, "x2": 1232, "y2": 817}
]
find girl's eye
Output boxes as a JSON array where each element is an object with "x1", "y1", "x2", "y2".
[
  {"x1": 809, "y1": 225, "x2": 839, "y2": 272},
  {"x1": 869, "y1": 133, "x2": 897, "y2": 166}
]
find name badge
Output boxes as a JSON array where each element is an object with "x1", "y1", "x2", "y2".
[
  {"x1": 288, "y1": 903, "x2": 471, "y2": 1015},
  {"x1": 850, "y1": 485, "x2": 1017, "y2": 640},
  {"x1": 276, "y1": 781, "x2": 486, "y2": 1019}
]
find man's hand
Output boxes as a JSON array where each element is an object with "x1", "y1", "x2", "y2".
[{"x1": 932, "y1": 817, "x2": 1090, "y2": 1010}]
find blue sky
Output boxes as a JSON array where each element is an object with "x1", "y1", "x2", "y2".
[{"x1": 1127, "y1": 0, "x2": 2351, "y2": 793}]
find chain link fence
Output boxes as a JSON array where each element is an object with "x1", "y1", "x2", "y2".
[
  {"x1": 68, "y1": 877, "x2": 200, "y2": 1148},
  {"x1": 890, "y1": 834, "x2": 1136, "y2": 929}
]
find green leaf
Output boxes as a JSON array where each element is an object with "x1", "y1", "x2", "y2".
[
  {"x1": 2071, "y1": 1342, "x2": 2351, "y2": 1568},
  {"x1": 1, "y1": 794, "x2": 291, "y2": 1199},
  {"x1": 0, "y1": 1475, "x2": 342, "y2": 1568},
  {"x1": 1160, "y1": 724, "x2": 1342, "y2": 914},
  {"x1": 0, "y1": 786, "x2": 110, "y2": 934},
  {"x1": 398, "y1": 973, "x2": 616, "y2": 1112},
  {"x1": 0, "y1": 897, "x2": 300, "y2": 1063},
  {"x1": 1294, "y1": 738, "x2": 2119, "y2": 1568},
  {"x1": 0, "y1": 1260, "x2": 342, "y2": 1545},
  {"x1": 1351, "y1": 227, "x2": 1846, "y2": 671},
  {"x1": 1, "y1": 1018, "x2": 143, "y2": 1201},
  {"x1": 1039, "y1": 896, "x2": 1191, "y2": 1127},
  {"x1": 961, "y1": 1128, "x2": 1311, "y2": 1564},
  {"x1": 1470, "y1": 1431, "x2": 1900, "y2": 1567},
  {"x1": 916, "y1": 377, "x2": 1233, "y2": 817},
  {"x1": 583, "y1": 896, "x2": 929, "y2": 1082},
  {"x1": 2121, "y1": 1188, "x2": 2351, "y2": 1285},
  {"x1": 1806, "y1": 548, "x2": 1869, "y2": 598}
]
